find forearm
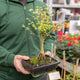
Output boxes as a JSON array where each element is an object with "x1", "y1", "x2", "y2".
[{"x1": 0, "y1": 46, "x2": 15, "y2": 67}]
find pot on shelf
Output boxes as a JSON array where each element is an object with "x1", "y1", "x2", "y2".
[
  {"x1": 75, "y1": 0, "x2": 79, "y2": 3},
  {"x1": 66, "y1": 0, "x2": 70, "y2": 4}
]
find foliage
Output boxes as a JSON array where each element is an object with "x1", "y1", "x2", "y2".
[
  {"x1": 22, "y1": 6, "x2": 63, "y2": 66},
  {"x1": 23, "y1": 6, "x2": 63, "y2": 55},
  {"x1": 61, "y1": 73, "x2": 80, "y2": 80},
  {"x1": 27, "y1": 6, "x2": 62, "y2": 38},
  {"x1": 61, "y1": 62, "x2": 80, "y2": 80},
  {"x1": 65, "y1": 64, "x2": 80, "y2": 80},
  {"x1": 56, "y1": 31, "x2": 80, "y2": 60}
]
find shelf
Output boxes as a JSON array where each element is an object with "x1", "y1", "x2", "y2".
[
  {"x1": 52, "y1": 21, "x2": 59, "y2": 23},
  {"x1": 55, "y1": 56, "x2": 80, "y2": 74},
  {"x1": 52, "y1": 4, "x2": 80, "y2": 8}
]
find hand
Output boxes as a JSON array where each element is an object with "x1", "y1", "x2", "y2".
[
  {"x1": 14, "y1": 55, "x2": 30, "y2": 74},
  {"x1": 45, "y1": 51, "x2": 51, "y2": 56}
]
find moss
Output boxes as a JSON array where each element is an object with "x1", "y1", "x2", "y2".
[
  {"x1": 30, "y1": 55, "x2": 56, "y2": 67},
  {"x1": 30, "y1": 57, "x2": 38, "y2": 65},
  {"x1": 39, "y1": 58, "x2": 45, "y2": 65}
]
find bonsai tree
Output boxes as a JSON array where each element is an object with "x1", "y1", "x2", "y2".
[{"x1": 23, "y1": 6, "x2": 62, "y2": 66}]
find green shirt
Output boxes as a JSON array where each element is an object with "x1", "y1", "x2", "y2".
[{"x1": 0, "y1": 0, "x2": 55, "y2": 80}]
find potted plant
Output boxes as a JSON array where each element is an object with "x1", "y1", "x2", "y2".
[
  {"x1": 22, "y1": 6, "x2": 61, "y2": 77},
  {"x1": 56, "y1": 31, "x2": 80, "y2": 62}
]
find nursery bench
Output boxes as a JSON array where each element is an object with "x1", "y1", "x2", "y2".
[{"x1": 55, "y1": 57, "x2": 80, "y2": 74}]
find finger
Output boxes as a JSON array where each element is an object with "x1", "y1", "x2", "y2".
[
  {"x1": 14, "y1": 60, "x2": 21, "y2": 72},
  {"x1": 45, "y1": 51, "x2": 51, "y2": 56},
  {"x1": 16, "y1": 64, "x2": 30, "y2": 74},
  {"x1": 18, "y1": 64, "x2": 30, "y2": 74},
  {"x1": 19, "y1": 56, "x2": 30, "y2": 60}
]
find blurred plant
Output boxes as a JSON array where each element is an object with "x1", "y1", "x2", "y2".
[
  {"x1": 61, "y1": 60, "x2": 80, "y2": 80},
  {"x1": 63, "y1": 72, "x2": 80, "y2": 80},
  {"x1": 56, "y1": 31, "x2": 80, "y2": 60}
]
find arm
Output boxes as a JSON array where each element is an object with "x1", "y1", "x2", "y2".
[
  {"x1": 0, "y1": 46, "x2": 15, "y2": 67},
  {"x1": 0, "y1": 46, "x2": 30, "y2": 74}
]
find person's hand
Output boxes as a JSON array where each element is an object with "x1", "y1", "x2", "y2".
[
  {"x1": 14, "y1": 55, "x2": 30, "y2": 74},
  {"x1": 45, "y1": 51, "x2": 51, "y2": 56}
]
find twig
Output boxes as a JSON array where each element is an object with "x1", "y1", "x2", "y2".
[
  {"x1": 73, "y1": 58, "x2": 79, "y2": 80},
  {"x1": 63, "y1": 51, "x2": 66, "y2": 80},
  {"x1": 50, "y1": 43, "x2": 53, "y2": 62},
  {"x1": 53, "y1": 45, "x2": 56, "y2": 57},
  {"x1": 61, "y1": 51, "x2": 66, "y2": 80}
]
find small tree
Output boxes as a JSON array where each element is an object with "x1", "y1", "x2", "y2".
[{"x1": 23, "y1": 6, "x2": 62, "y2": 65}]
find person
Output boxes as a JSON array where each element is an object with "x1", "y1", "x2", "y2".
[{"x1": 0, "y1": 0, "x2": 55, "y2": 80}]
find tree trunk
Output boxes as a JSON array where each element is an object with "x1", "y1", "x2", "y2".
[{"x1": 40, "y1": 35, "x2": 44, "y2": 54}]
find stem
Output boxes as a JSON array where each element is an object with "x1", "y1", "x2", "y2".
[
  {"x1": 73, "y1": 58, "x2": 79, "y2": 80},
  {"x1": 46, "y1": 27, "x2": 54, "y2": 38},
  {"x1": 40, "y1": 35, "x2": 44, "y2": 54}
]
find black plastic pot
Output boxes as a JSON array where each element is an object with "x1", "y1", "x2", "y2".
[{"x1": 22, "y1": 56, "x2": 60, "y2": 77}]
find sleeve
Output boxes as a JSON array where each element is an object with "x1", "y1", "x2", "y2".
[
  {"x1": 0, "y1": 46, "x2": 15, "y2": 67},
  {"x1": 44, "y1": 31, "x2": 56, "y2": 52},
  {"x1": 0, "y1": 2, "x2": 15, "y2": 67}
]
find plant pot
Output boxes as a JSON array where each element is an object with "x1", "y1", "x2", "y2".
[
  {"x1": 75, "y1": 0, "x2": 79, "y2": 3},
  {"x1": 66, "y1": 0, "x2": 70, "y2": 4},
  {"x1": 22, "y1": 56, "x2": 60, "y2": 77}
]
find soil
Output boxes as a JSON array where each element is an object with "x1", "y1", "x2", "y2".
[{"x1": 25, "y1": 56, "x2": 56, "y2": 67}]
